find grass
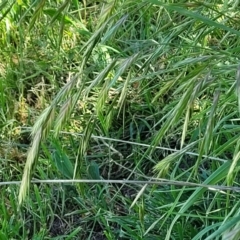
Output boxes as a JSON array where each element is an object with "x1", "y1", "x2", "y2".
[{"x1": 1, "y1": 0, "x2": 240, "y2": 239}]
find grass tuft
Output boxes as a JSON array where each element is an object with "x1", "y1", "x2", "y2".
[{"x1": 1, "y1": 0, "x2": 240, "y2": 239}]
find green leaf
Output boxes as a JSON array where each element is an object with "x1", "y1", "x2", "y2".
[
  {"x1": 43, "y1": 8, "x2": 73, "y2": 25},
  {"x1": 51, "y1": 141, "x2": 74, "y2": 179},
  {"x1": 87, "y1": 161, "x2": 101, "y2": 180}
]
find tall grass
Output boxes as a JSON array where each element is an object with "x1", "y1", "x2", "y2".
[{"x1": 1, "y1": 0, "x2": 240, "y2": 239}]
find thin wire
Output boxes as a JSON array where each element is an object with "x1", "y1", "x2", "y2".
[
  {"x1": 60, "y1": 131, "x2": 228, "y2": 163},
  {"x1": 19, "y1": 127, "x2": 228, "y2": 163},
  {"x1": 1, "y1": 179, "x2": 240, "y2": 192}
]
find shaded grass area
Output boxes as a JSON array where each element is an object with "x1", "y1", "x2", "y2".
[{"x1": 1, "y1": 0, "x2": 240, "y2": 239}]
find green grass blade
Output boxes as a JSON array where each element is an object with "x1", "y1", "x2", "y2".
[
  {"x1": 51, "y1": 140, "x2": 74, "y2": 179},
  {"x1": 165, "y1": 161, "x2": 232, "y2": 240},
  {"x1": 146, "y1": 1, "x2": 240, "y2": 37}
]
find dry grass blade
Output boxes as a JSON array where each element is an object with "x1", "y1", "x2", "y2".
[
  {"x1": 7, "y1": 178, "x2": 240, "y2": 193},
  {"x1": 130, "y1": 184, "x2": 147, "y2": 209}
]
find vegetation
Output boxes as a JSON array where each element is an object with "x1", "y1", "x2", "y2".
[{"x1": 1, "y1": 0, "x2": 240, "y2": 239}]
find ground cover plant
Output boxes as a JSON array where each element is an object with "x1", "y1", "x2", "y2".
[{"x1": 1, "y1": 0, "x2": 240, "y2": 239}]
